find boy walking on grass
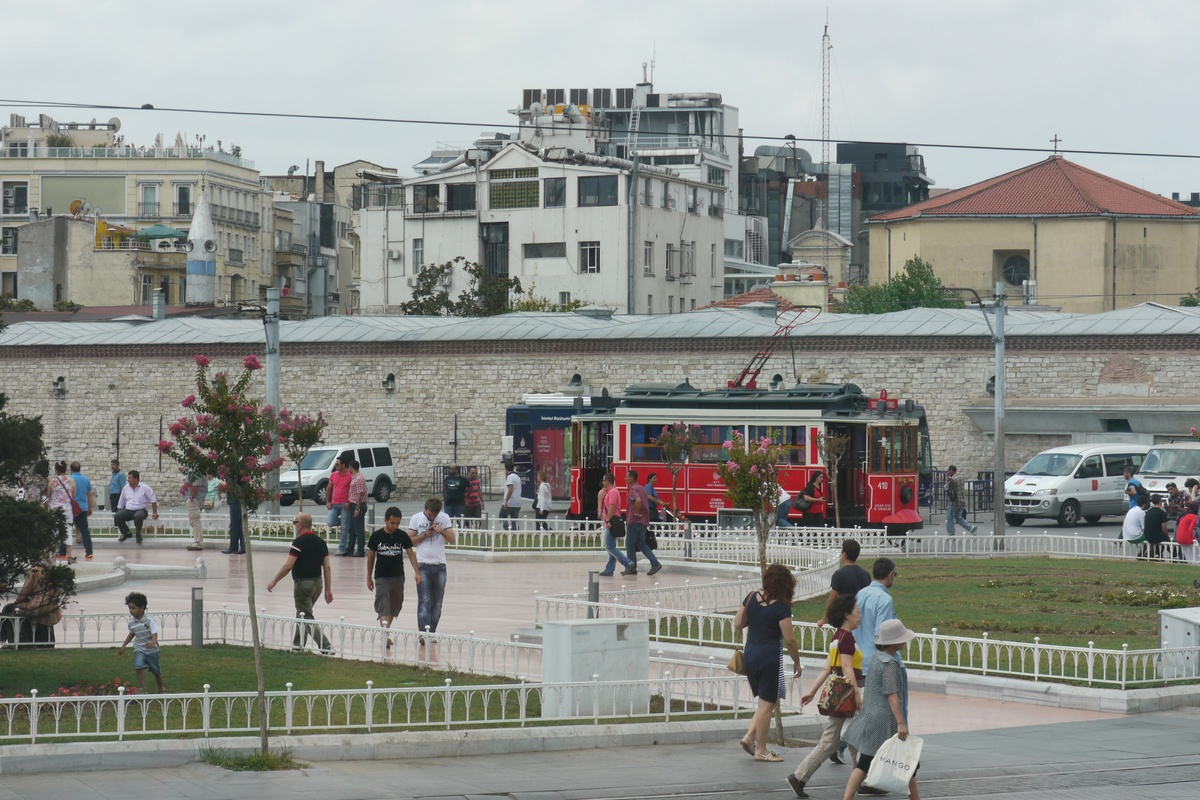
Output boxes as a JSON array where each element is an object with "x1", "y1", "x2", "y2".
[{"x1": 118, "y1": 592, "x2": 165, "y2": 692}]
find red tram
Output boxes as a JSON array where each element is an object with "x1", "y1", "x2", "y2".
[{"x1": 568, "y1": 382, "x2": 930, "y2": 527}]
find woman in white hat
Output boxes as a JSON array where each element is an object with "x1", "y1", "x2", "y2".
[{"x1": 839, "y1": 618, "x2": 920, "y2": 800}]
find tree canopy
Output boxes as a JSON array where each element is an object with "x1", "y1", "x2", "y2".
[
  {"x1": 400, "y1": 257, "x2": 523, "y2": 316},
  {"x1": 835, "y1": 257, "x2": 963, "y2": 314}
]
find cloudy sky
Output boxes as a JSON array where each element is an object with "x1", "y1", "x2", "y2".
[{"x1": 5, "y1": 0, "x2": 1199, "y2": 195}]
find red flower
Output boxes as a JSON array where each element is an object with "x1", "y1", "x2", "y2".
[
  {"x1": 194, "y1": 354, "x2": 211, "y2": 368},
  {"x1": 243, "y1": 355, "x2": 262, "y2": 371}
]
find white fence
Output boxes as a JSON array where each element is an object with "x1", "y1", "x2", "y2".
[{"x1": 0, "y1": 672, "x2": 769, "y2": 744}]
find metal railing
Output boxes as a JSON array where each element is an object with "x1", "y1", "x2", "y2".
[{"x1": 0, "y1": 146, "x2": 255, "y2": 169}]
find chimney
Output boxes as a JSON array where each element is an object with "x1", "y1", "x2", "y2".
[
  {"x1": 1192, "y1": 192, "x2": 1200, "y2": 204},
  {"x1": 152, "y1": 289, "x2": 166, "y2": 321},
  {"x1": 315, "y1": 160, "x2": 326, "y2": 203}
]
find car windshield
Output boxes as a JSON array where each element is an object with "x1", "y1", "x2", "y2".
[
  {"x1": 1140, "y1": 448, "x2": 1200, "y2": 477},
  {"x1": 1016, "y1": 452, "x2": 1081, "y2": 477},
  {"x1": 298, "y1": 449, "x2": 337, "y2": 471}
]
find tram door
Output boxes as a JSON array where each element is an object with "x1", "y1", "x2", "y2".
[
  {"x1": 828, "y1": 422, "x2": 868, "y2": 522},
  {"x1": 572, "y1": 419, "x2": 612, "y2": 520}
]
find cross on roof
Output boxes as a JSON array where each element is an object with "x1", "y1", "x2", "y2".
[{"x1": 1050, "y1": 134, "x2": 1062, "y2": 154}]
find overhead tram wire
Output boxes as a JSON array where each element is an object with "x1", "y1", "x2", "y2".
[{"x1": 4, "y1": 96, "x2": 1200, "y2": 163}]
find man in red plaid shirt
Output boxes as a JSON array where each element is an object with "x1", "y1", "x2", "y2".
[{"x1": 346, "y1": 460, "x2": 370, "y2": 557}]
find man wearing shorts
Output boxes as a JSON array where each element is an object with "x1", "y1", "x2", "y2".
[{"x1": 367, "y1": 506, "x2": 421, "y2": 651}]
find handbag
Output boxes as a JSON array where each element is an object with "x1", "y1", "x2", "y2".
[
  {"x1": 646, "y1": 529, "x2": 658, "y2": 550},
  {"x1": 727, "y1": 648, "x2": 745, "y2": 675},
  {"x1": 864, "y1": 733, "x2": 924, "y2": 793},
  {"x1": 609, "y1": 517, "x2": 626, "y2": 538},
  {"x1": 58, "y1": 478, "x2": 83, "y2": 517},
  {"x1": 795, "y1": 497, "x2": 813, "y2": 512},
  {"x1": 817, "y1": 674, "x2": 857, "y2": 717}
]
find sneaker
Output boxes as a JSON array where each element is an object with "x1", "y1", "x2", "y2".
[
  {"x1": 220, "y1": 549, "x2": 235, "y2": 554},
  {"x1": 621, "y1": 566, "x2": 637, "y2": 576},
  {"x1": 786, "y1": 775, "x2": 809, "y2": 798},
  {"x1": 829, "y1": 752, "x2": 843, "y2": 764},
  {"x1": 186, "y1": 544, "x2": 203, "y2": 551},
  {"x1": 85, "y1": 553, "x2": 94, "y2": 560},
  {"x1": 647, "y1": 563, "x2": 663, "y2": 576}
]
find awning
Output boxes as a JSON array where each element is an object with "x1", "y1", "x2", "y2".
[{"x1": 137, "y1": 223, "x2": 187, "y2": 239}]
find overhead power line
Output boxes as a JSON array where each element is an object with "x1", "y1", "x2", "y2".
[{"x1": 3, "y1": 97, "x2": 1200, "y2": 162}]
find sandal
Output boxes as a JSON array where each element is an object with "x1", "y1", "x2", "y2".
[
  {"x1": 755, "y1": 751, "x2": 784, "y2": 762},
  {"x1": 740, "y1": 739, "x2": 755, "y2": 756}
]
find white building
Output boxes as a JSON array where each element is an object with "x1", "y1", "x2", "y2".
[{"x1": 357, "y1": 82, "x2": 749, "y2": 314}]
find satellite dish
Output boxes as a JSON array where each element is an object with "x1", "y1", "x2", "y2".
[
  {"x1": 80, "y1": 201, "x2": 92, "y2": 216},
  {"x1": 108, "y1": 117, "x2": 121, "y2": 133},
  {"x1": 70, "y1": 199, "x2": 83, "y2": 215},
  {"x1": 92, "y1": 206, "x2": 102, "y2": 218},
  {"x1": 89, "y1": 118, "x2": 98, "y2": 129}
]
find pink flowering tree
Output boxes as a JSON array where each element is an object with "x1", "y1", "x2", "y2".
[
  {"x1": 277, "y1": 411, "x2": 327, "y2": 512},
  {"x1": 157, "y1": 353, "x2": 284, "y2": 755},
  {"x1": 652, "y1": 421, "x2": 697, "y2": 519},
  {"x1": 715, "y1": 431, "x2": 787, "y2": 574}
]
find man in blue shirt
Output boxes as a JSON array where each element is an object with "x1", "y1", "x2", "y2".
[
  {"x1": 70, "y1": 461, "x2": 95, "y2": 560},
  {"x1": 1123, "y1": 466, "x2": 1144, "y2": 510},
  {"x1": 854, "y1": 557, "x2": 898, "y2": 675},
  {"x1": 107, "y1": 459, "x2": 126, "y2": 516}
]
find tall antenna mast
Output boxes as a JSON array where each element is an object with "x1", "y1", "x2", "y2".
[{"x1": 821, "y1": 16, "x2": 831, "y2": 170}]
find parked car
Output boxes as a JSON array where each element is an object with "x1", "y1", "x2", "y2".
[
  {"x1": 279, "y1": 442, "x2": 395, "y2": 506},
  {"x1": 1004, "y1": 444, "x2": 1148, "y2": 527},
  {"x1": 1135, "y1": 441, "x2": 1200, "y2": 495}
]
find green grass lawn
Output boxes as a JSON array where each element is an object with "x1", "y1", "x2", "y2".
[{"x1": 789, "y1": 557, "x2": 1200, "y2": 650}]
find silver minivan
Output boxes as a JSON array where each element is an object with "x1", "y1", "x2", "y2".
[
  {"x1": 1134, "y1": 442, "x2": 1200, "y2": 494},
  {"x1": 279, "y1": 442, "x2": 396, "y2": 506},
  {"x1": 1004, "y1": 444, "x2": 1148, "y2": 527}
]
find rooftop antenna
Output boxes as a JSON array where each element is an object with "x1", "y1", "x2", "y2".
[
  {"x1": 650, "y1": 43, "x2": 656, "y2": 84},
  {"x1": 821, "y1": 13, "x2": 833, "y2": 280}
]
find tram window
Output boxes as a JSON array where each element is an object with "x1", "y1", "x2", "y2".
[
  {"x1": 748, "y1": 425, "x2": 806, "y2": 464},
  {"x1": 630, "y1": 424, "x2": 663, "y2": 462},
  {"x1": 692, "y1": 424, "x2": 739, "y2": 463},
  {"x1": 870, "y1": 427, "x2": 917, "y2": 473}
]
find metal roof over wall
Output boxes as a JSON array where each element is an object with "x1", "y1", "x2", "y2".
[{"x1": 1, "y1": 303, "x2": 1197, "y2": 349}]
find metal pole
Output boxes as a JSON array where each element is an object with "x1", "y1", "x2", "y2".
[
  {"x1": 587, "y1": 571, "x2": 599, "y2": 619},
  {"x1": 993, "y1": 281, "x2": 1006, "y2": 544},
  {"x1": 264, "y1": 288, "x2": 282, "y2": 515},
  {"x1": 191, "y1": 586, "x2": 203, "y2": 649}
]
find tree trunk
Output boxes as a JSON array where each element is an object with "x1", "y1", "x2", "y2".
[
  {"x1": 831, "y1": 465, "x2": 842, "y2": 528},
  {"x1": 241, "y1": 505, "x2": 270, "y2": 755}
]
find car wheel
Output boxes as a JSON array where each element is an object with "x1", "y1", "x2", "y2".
[
  {"x1": 280, "y1": 497, "x2": 295, "y2": 507},
  {"x1": 374, "y1": 479, "x2": 393, "y2": 503},
  {"x1": 1084, "y1": 515, "x2": 1102, "y2": 524},
  {"x1": 1004, "y1": 513, "x2": 1026, "y2": 526},
  {"x1": 1057, "y1": 500, "x2": 1081, "y2": 527},
  {"x1": 314, "y1": 481, "x2": 329, "y2": 506}
]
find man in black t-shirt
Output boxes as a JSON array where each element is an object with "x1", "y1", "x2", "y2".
[
  {"x1": 367, "y1": 506, "x2": 421, "y2": 651},
  {"x1": 442, "y1": 467, "x2": 468, "y2": 519},
  {"x1": 268, "y1": 512, "x2": 333, "y2": 653},
  {"x1": 1144, "y1": 494, "x2": 1171, "y2": 560},
  {"x1": 818, "y1": 539, "x2": 873, "y2": 627}
]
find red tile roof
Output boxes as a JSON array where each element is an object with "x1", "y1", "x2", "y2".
[
  {"x1": 870, "y1": 156, "x2": 1200, "y2": 222},
  {"x1": 695, "y1": 286, "x2": 797, "y2": 311}
]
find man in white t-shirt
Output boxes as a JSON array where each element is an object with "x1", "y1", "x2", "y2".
[
  {"x1": 409, "y1": 496, "x2": 456, "y2": 636},
  {"x1": 1122, "y1": 496, "x2": 1148, "y2": 544},
  {"x1": 499, "y1": 462, "x2": 522, "y2": 531}
]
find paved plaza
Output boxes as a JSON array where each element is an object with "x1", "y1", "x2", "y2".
[{"x1": 3, "y1": 511, "x2": 1198, "y2": 798}]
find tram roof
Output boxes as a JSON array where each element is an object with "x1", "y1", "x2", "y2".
[
  {"x1": 612, "y1": 381, "x2": 922, "y2": 417},
  {"x1": 2, "y1": 303, "x2": 1196, "y2": 348}
]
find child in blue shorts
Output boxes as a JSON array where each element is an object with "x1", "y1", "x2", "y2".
[{"x1": 118, "y1": 591, "x2": 165, "y2": 692}]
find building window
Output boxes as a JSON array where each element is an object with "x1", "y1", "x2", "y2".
[
  {"x1": 708, "y1": 189, "x2": 723, "y2": 217},
  {"x1": 578, "y1": 175, "x2": 618, "y2": 207},
  {"x1": 690, "y1": 298, "x2": 696, "y2": 311},
  {"x1": 522, "y1": 242, "x2": 567, "y2": 259},
  {"x1": 647, "y1": 294, "x2": 653, "y2": 314},
  {"x1": 643, "y1": 241, "x2": 654, "y2": 275},
  {"x1": 140, "y1": 275, "x2": 154, "y2": 305},
  {"x1": 413, "y1": 238, "x2": 424, "y2": 273},
  {"x1": 668, "y1": 296, "x2": 674, "y2": 314},
  {"x1": 544, "y1": 177, "x2": 566, "y2": 208},
  {"x1": 413, "y1": 185, "x2": 440, "y2": 213},
  {"x1": 687, "y1": 186, "x2": 699, "y2": 213},
  {"x1": 725, "y1": 238, "x2": 744, "y2": 259},
  {"x1": 665, "y1": 243, "x2": 677, "y2": 280},
  {"x1": 559, "y1": 291, "x2": 572, "y2": 306},
  {"x1": 1, "y1": 271, "x2": 16, "y2": 296},
  {"x1": 579, "y1": 241, "x2": 601, "y2": 273},
  {"x1": 681, "y1": 241, "x2": 695, "y2": 276},
  {"x1": 711, "y1": 243, "x2": 717, "y2": 277},
  {"x1": 660, "y1": 180, "x2": 670, "y2": 209},
  {"x1": 2, "y1": 182, "x2": 29, "y2": 216},
  {"x1": 446, "y1": 183, "x2": 476, "y2": 211},
  {"x1": 139, "y1": 183, "x2": 159, "y2": 217},
  {"x1": 1, "y1": 227, "x2": 17, "y2": 256},
  {"x1": 707, "y1": 166, "x2": 726, "y2": 186},
  {"x1": 6, "y1": 141, "x2": 28, "y2": 158},
  {"x1": 641, "y1": 178, "x2": 653, "y2": 206}
]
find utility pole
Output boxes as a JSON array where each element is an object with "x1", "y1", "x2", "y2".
[
  {"x1": 992, "y1": 281, "x2": 1007, "y2": 544},
  {"x1": 264, "y1": 288, "x2": 282, "y2": 515}
]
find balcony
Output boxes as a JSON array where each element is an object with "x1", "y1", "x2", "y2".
[
  {"x1": 138, "y1": 201, "x2": 160, "y2": 218},
  {"x1": 173, "y1": 202, "x2": 193, "y2": 217}
]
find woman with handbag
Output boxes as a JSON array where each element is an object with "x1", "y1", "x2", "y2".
[
  {"x1": 840, "y1": 618, "x2": 920, "y2": 800},
  {"x1": 535, "y1": 471, "x2": 552, "y2": 532},
  {"x1": 48, "y1": 461, "x2": 77, "y2": 563},
  {"x1": 798, "y1": 473, "x2": 827, "y2": 527},
  {"x1": 598, "y1": 472, "x2": 634, "y2": 576},
  {"x1": 735, "y1": 563, "x2": 801, "y2": 762},
  {"x1": 786, "y1": 594, "x2": 863, "y2": 798}
]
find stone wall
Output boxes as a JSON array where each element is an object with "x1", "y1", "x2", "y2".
[{"x1": 1, "y1": 334, "x2": 1194, "y2": 506}]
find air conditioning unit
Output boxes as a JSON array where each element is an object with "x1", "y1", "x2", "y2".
[
  {"x1": 407, "y1": 277, "x2": 417, "y2": 288},
  {"x1": 387, "y1": 249, "x2": 402, "y2": 260},
  {"x1": 665, "y1": 197, "x2": 676, "y2": 210},
  {"x1": 2, "y1": 189, "x2": 12, "y2": 199}
]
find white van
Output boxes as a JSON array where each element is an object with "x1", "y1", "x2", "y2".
[
  {"x1": 1004, "y1": 444, "x2": 1148, "y2": 527},
  {"x1": 1134, "y1": 442, "x2": 1200, "y2": 494},
  {"x1": 279, "y1": 442, "x2": 396, "y2": 506}
]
